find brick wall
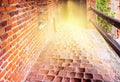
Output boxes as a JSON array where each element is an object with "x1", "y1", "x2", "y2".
[{"x1": 0, "y1": 0, "x2": 52, "y2": 81}]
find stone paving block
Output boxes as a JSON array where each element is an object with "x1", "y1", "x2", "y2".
[
  {"x1": 65, "y1": 59, "x2": 73, "y2": 63},
  {"x1": 84, "y1": 73, "x2": 93, "y2": 79},
  {"x1": 67, "y1": 72, "x2": 75, "y2": 78},
  {"x1": 75, "y1": 73, "x2": 84, "y2": 78},
  {"x1": 64, "y1": 67, "x2": 75, "y2": 72},
  {"x1": 58, "y1": 70, "x2": 67, "y2": 77},
  {"x1": 82, "y1": 79, "x2": 91, "y2": 82},
  {"x1": 36, "y1": 75, "x2": 44, "y2": 81},
  {"x1": 70, "y1": 63, "x2": 80, "y2": 67},
  {"x1": 44, "y1": 75, "x2": 55, "y2": 81},
  {"x1": 39, "y1": 70, "x2": 49, "y2": 75},
  {"x1": 58, "y1": 59, "x2": 65, "y2": 63},
  {"x1": 63, "y1": 77, "x2": 70, "y2": 82},
  {"x1": 49, "y1": 70, "x2": 59, "y2": 75},
  {"x1": 54, "y1": 66, "x2": 64, "y2": 71},
  {"x1": 76, "y1": 67, "x2": 85, "y2": 72},
  {"x1": 54, "y1": 76, "x2": 63, "y2": 82},
  {"x1": 70, "y1": 78, "x2": 81, "y2": 82}
]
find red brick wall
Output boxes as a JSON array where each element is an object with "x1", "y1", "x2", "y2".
[{"x1": 0, "y1": 0, "x2": 50, "y2": 81}]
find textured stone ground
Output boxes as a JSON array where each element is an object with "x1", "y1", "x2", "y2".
[{"x1": 25, "y1": 26, "x2": 120, "y2": 82}]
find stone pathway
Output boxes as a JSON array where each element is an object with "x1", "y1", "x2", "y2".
[{"x1": 25, "y1": 26, "x2": 120, "y2": 82}]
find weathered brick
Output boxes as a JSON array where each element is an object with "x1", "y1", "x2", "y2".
[
  {"x1": 84, "y1": 73, "x2": 93, "y2": 79},
  {"x1": 0, "y1": 41, "x2": 7, "y2": 48},
  {"x1": 2, "y1": 0, "x2": 8, "y2": 5},
  {"x1": 0, "y1": 59, "x2": 3, "y2": 66},
  {"x1": 63, "y1": 77, "x2": 70, "y2": 82},
  {"x1": 14, "y1": 10, "x2": 18, "y2": 15},
  {"x1": 81, "y1": 59, "x2": 89, "y2": 63},
  {"x1": 54, "y1": 76, "x2": 62, "y2": 82},
  {"x1": 5, "y1": 44, "x2": 11, "y2": 51},
  {"x1": 0, "y1": 33, "x2": 8, "y2": 41},
  {"x1": 8, "y1": 31, "x2": 13, "y2": 37},
  {"x1": 39, "y1": 70, "x2": 49, "y2": 74},
  {"x1": 8, "y1": 0, "x2": 14, "y2": 4},
  {"x1": 75, "y1": 73, "x2": 84, "y2": 78},
  {"x1": 6, "y1": 6, "x2": 16, "y2": 11},
  {"x1": 5, "y1": 71, "x2": 12, "y2": 80},
  {"x1": 45, "y1": 65, "x2": 53, "y2": 69},
  {"x1": 13, "y1": 27, "x2": 19, "y2": 33},
  {"x1": 64, "y1": 67, "x2": 75, "y2": 72},
  {"x1": 1, "y1": 61, "x2": 7, "y2": 69},
  {"x1": 12, "y1": 55, "x2": 18, "y2": 64},
  {"x1": 0, "y1": 49, "x2": 5, "y2": 57},
  {"x1": 9, "y1": 11, "x2": 15, "y2": 17},
  {"x1": 0, "y1": 29, "x2": 4, "y2": 36},
  {"x1": 76, "y1": 67, "x2": 85, "y2": 72},
  {"x1": 48, "y1": 70, "x2": 58, "y2": 75},
  {"x1": 0, "y1": 69, "x2": 6, "y2": 79},
  {"x1": 74, "y1": 59, "x2": 81, "y2": 63},
  {"x1": 92, "y1": 79, "x2": 103, "y2": 82},
  {"x1": 1, "y1": 20, "x2": 7, "y2": 27},
  {"x1": 58, "y1": 70, "x2": 67, "y2": 76},
  {"x1": 82, "y1": 79, "x2": 91, "y2": 82},
  {"x1": 0, "y1": 7, "x2": 5, "y2": 12},
  {"x1": 67, "y1": 72, "x2": 75, "y2": 78},
  {"x1": 70, "y1": 78, "x2": 81, "y2": 82},
  {"x1": 36, "y1": 75, "x2": 44, "y2": 81},
  {"x1": 13, "y1": 34, "x2": 17, "y2": 39},
  {"x1": 0, "y1": 0, "x2": 2, "y2": 6},
  {"x1": 16, "y1": 4, "x2": 20, "y2": 8},
  {"x1": 0, "y1": 13, "x2": 2, "y2": 20},
  {"x1": 58, "y1": 59, "x2": 65, "y2": 62},
  {"x1": 44, "y1": 75, "x2": 54, "y2": 81},
  {"x1": 81, "y1": 63, "x2": 92, "y2": 68},
  {"x1": 71, "y1": 62, "x2": 80, "y2": 66},
  {"x1": 5, "y1": 25, "x2": 11, "y2": 32},
  {"x1": 3, "y1": 53, "x2": 10, "y2": 60},
  {"x1": 3, "y1": 13, "x2": 9, "y2": 19},
  {"x1": 65, "y1": 59, "x2": 73, "y2": 63},
  {"x1": 54, "y1": 66, "x2": 64, "y2": 71},
  {"x1": 12, "y1": 21, "x2": 17, "y2": 27}
]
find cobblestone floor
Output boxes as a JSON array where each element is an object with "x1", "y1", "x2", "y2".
[{"x1": 25, "y1": 26, "x2": 120, "y2": 82}]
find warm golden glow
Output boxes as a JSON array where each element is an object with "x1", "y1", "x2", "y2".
[
  {"x1": 50, "y1": 0, "x2": 115, "y2": 56},
  {"x1": 55, "y1": 0, "x2": 87, "y2": 32}
]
